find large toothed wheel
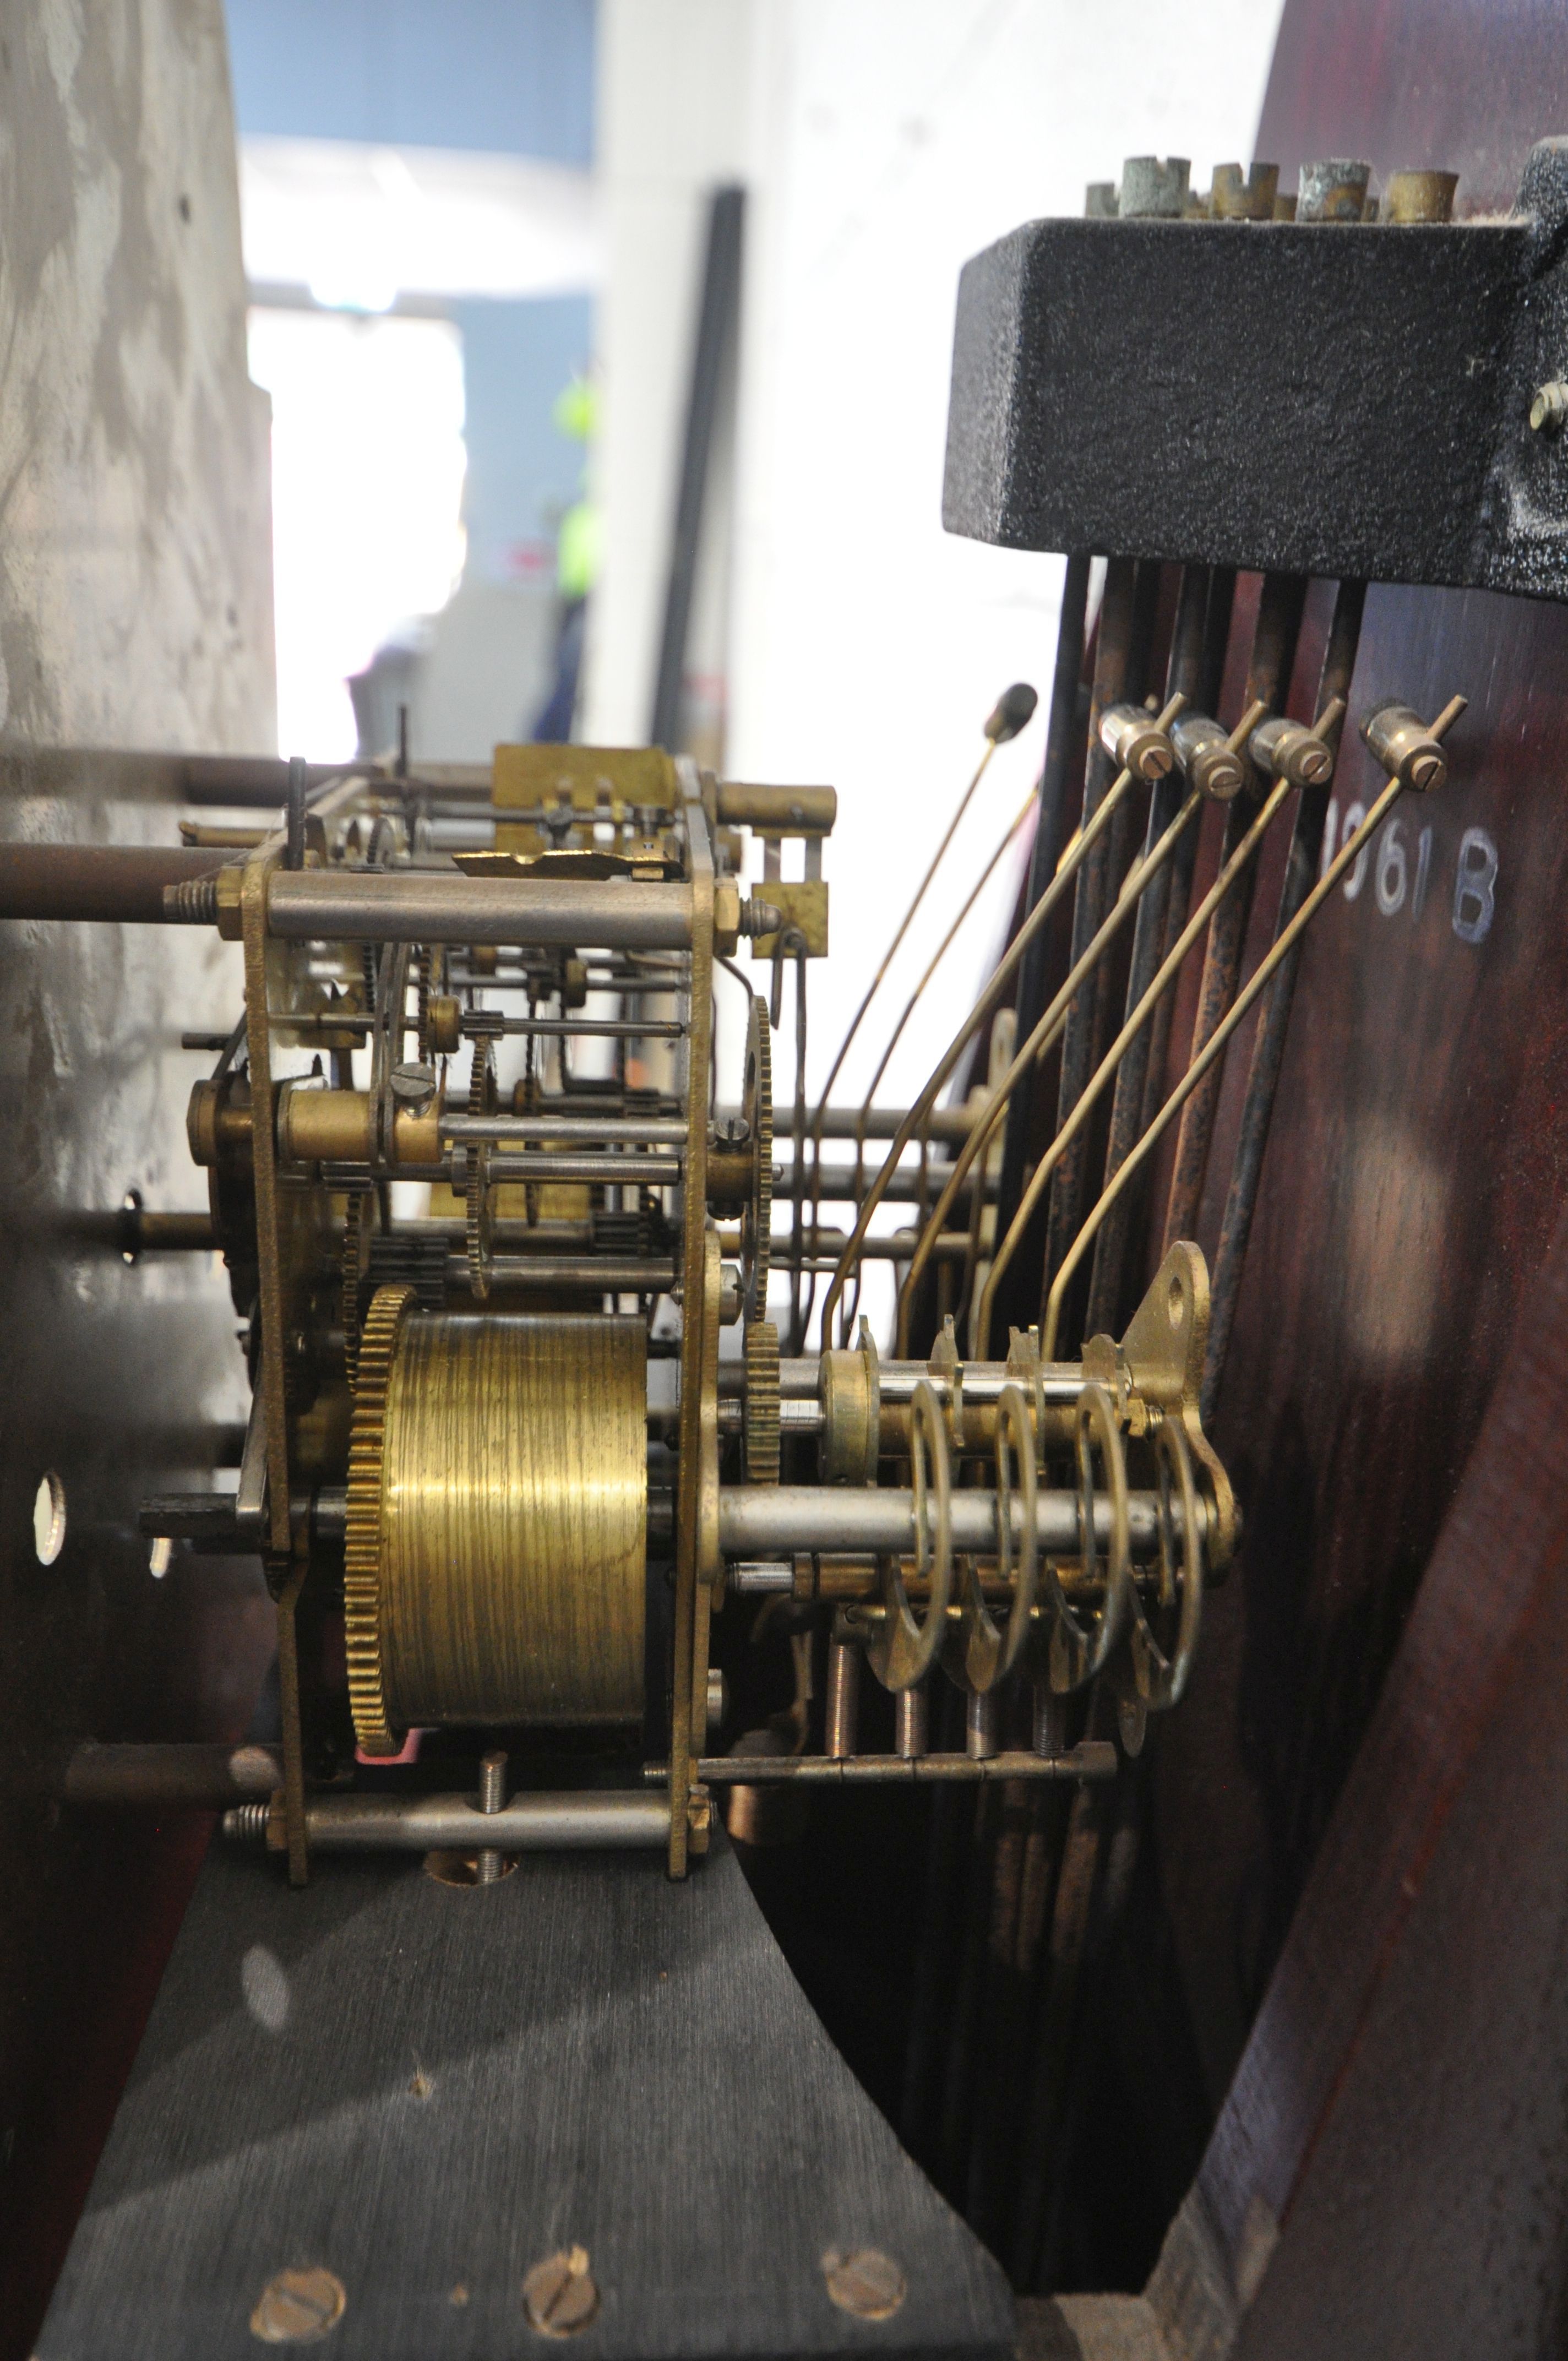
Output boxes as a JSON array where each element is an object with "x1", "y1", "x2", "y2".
[
  {"x1": 344, "y1": 1282, "x2": 417, "y2": 1756},
  {"x1": 741, "y1": 994, "x2": 772, "y2": 1325},
  {"x1": 465, "y1": 1041, "x2": 496, "y2": 1302}
]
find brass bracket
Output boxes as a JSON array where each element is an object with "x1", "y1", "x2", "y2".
[
  {"x1": 1117, "y1": 1242, "x2": 1235, "y2": 1570},
  {"x1": 749, "y1": 879, "x2": 829, "y2": 958}
]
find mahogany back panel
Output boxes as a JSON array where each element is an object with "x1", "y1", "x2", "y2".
[
  {"x1": 1157, "y1": 581, "x2": 1568, "y2": 2098},
  {"x1": 1129, "y1": 0, "x2": 1568, "y2": 2335}
]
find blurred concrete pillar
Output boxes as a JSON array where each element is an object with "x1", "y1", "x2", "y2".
[
  {"x1": 581, "y1": 0, "x2": 755, "y2": 747},
  {"x1": 0, "y1": 0, "x2": 275, "y2": 752}
]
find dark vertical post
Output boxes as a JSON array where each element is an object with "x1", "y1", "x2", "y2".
[
  {"x1": 285, "y1": 754, "x2": 306, "y2": 871},
  {"x1": 1136, "y1": 568, "x2": 1236, "y2": 1147},
  {"x1": 994, "y1": 551, "x2": 1092, "y2": 1258},
  {"x1": 1040, "y1": 557, "x2": 1137, "y2": 1302},
  {"x1": 1201, "y1": 579, "x2": 1366, "y2": 1421},
  {"x1": 1161, "y1": 570, "x2": 1308, "y2": 1252},
  {"x1": 650, "y1": 185, "x2": 745, "y2": 753},
  {"x1": 1082, "y1": 564, "x2": 1212, "y2": 1339}
]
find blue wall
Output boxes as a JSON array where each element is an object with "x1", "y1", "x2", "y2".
[
  {"x1": 455, "y1": 296, "x2": 592, "y2": 580},
  {"x1": 224, "y1": 0, "x2": 597, "y2": 566},
  {"x1": 224, "y1": 0, "x2": 595, "y2": 164}
]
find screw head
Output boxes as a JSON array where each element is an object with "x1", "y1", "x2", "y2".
[
  {"x1": 821, "y1": 2246, "x2": 907, "y2": 2321},
  {"x1": 524, "y1": 2245, "x2": 600, "y2": 2338},
  {"x1": 389, "y1": 1060, "x2": 437, "y2": 1107},
  {"x1": 250, "y1": 2266, "x2": 346, "y2": 2343}
]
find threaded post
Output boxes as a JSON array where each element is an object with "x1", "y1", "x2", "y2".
[
  {"x1": 222, "y1": 1800, "x2": 271, "y2": 1844},
  {"x1": 895, "y1": 1687, "x2": 928, "y2": 1760},
  {"x1": 476, "y1": 1748, "x2": 507, "y2": 1884},
  {"x1": 162, "y1": 874, "x2": 220, "y2": 924}
]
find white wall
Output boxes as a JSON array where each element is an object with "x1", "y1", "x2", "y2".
[{"x1": 589, "y1": 0, "x2": 1286, "y2": 1129}]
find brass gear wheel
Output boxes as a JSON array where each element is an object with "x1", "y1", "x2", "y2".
[
  {"x1": 341, "y1": 1188, "x2": 369, "y2": 1392},
  {"x1": 466, "y1": 1041, "x2": 495, "y2": 1301},
  {"x1": 741, "y1": 995, "x2": 773, "y2": 1325},
  {"x1": 467, "y1": 1036, "x2": 496, "y2": 1116},
  {"x1": 344, "y1": 1281, "x2": 416, "y2": 1755},
  {"x1": 415, "y1": 943, "x2": 447, "y2": 1063},
  {"x1": 466, "y1": 1147, "x2": 493, "y2": 1301},
  {"x1": 743, "y1": 1317, "x2": 781, "y2": 1484}
]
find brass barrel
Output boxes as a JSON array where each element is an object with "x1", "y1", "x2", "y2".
[{"x1": 347, "y1": 1293, "x2": 646, "y2": 1751}]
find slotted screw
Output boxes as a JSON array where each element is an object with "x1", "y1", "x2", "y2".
[
  {"x1": 821, "y1": 2246, "x2": 907, "y2": 2321},
  {"x1": 250, "y1": 2266, "x2": 346, "y2": 2343},
  {"x1": 523, "y1": 2245, "x2": 600, "y2": 2337}
]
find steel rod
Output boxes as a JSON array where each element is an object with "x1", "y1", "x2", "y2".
[
  {"x1": 449, "y1": 1254, "x2": 674, "y2": 1291},
  {"x1": 718, "y1": 1103, "x2": 977, "y2": 1144},
  {"x1": 1161, "y1": 571, "x2": 1308, "y2": 1251},
  {"x1": 850, "y1": 786, "x2": 1036, "y2": 1195},
  {"x1": 443, "y1": 1112, "x2": 688, "y2": 1144},
  {"x1": 1202, "y1": 579, "x2": 1368, "y2": 1421},
  {"x1": 671, "y1": 1745, "x2": 1118, "y2": 1785},
  {"x1": 473, "y1": 1016, "x2": 687, "y2": 1039},
  {"x1": 279, "y1": 1014, "x2": 688, "y2": 1041},
  {"x1": 237, "y1": 1789, "x2": 672, "y2": 1852},
  {"x1": 997, "y1": 551, "x2": 1094, "y2": 1258},
  {"x1": 976, "y1": 739, "x2": 1298, "y2": 1350},
  {"x1": 119, "y1": 1207, "x2": 216, "y2": 1253},
  {"x1": 894, "y1": 712, "x2": 1218, "y2": 1352},
  {"x1": 772, "y1": 1163, "x2": 984, "y2": 1206},
  {"x1": 1134, "y1": 568, "x2": 1238, "y2": 1214},
  {"x1": 1041, "y1": 695, "x2": 1466, "y2": 1356},
  {"x1": 773, "y1": 1357, "x2": 1086, "y2": 1405},
  {"x1": 64, "y1": 1742, "x2": 282, "y2": 1807},
  {"x1": 1082, "y1": 563, "x2": 1213, "y2": 1341},
  {"x1": 482, "y1": 1153, "x2": 679, "y2": 1183},
  {"x1": 715, "y1": 1484, "x2": 1197, "y2": 1558},
  {"x1": 0, "y1": 844, "x2": 225, "y2": 923},
  {"x1": 818, "y1": 738, "x2": 1157, "y2": 1346},
  {"x1": 1041, "y1": 556, "x2": 1142, "y2": 1303},
  {"x1": 266, "y1": 869, "x2": 694, "y2": 949},
  {"x1": 733, "y1": 1225, "x2": 971, "y2": 1263}
]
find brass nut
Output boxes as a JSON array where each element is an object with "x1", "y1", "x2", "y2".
[
  {"x1": 429, "y1": 993, "x2": 461, "y2": 1055},
  {"x1": 187, "y1": 1075, "x2": 252, "y2": 1168},
  {"x1": 187, "y1": 1079, "x2": 219, "y2": 1168},
  {"x1": 1099, "y1": 702, "x2": 1174, "y2": 782},
  {"x1": 522, "y1": 2245, "x2": 600, "y2": 2338},
  {"x1": 1360, "y1": 702, "x2": 1449, "y2": 793},
  {"x1": 215, "y1": 864, "x2": 245, "y2": 941},
  {"x1": 1384, "y1": 167, "x2": 1457, "y2": 224},
  {"x1": 1249, "y1": 715, "x2": 1335, "y2": 788},
  {"x1": 687, "y1": 1783, "x2": 713, "y2": 1853},
  {"x1": 713, "y1": 875, "x2": 741, "y2": 953},
  {"x1": 250, "y1": 2265, "x2": 346, "y2": 2343},
  {"x1": 1209, "y1": 161, "x2": 1279, "y2": 220},
  {"x1": 821, "y1": 2247, "x2": 907, "y2": 2321}
]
